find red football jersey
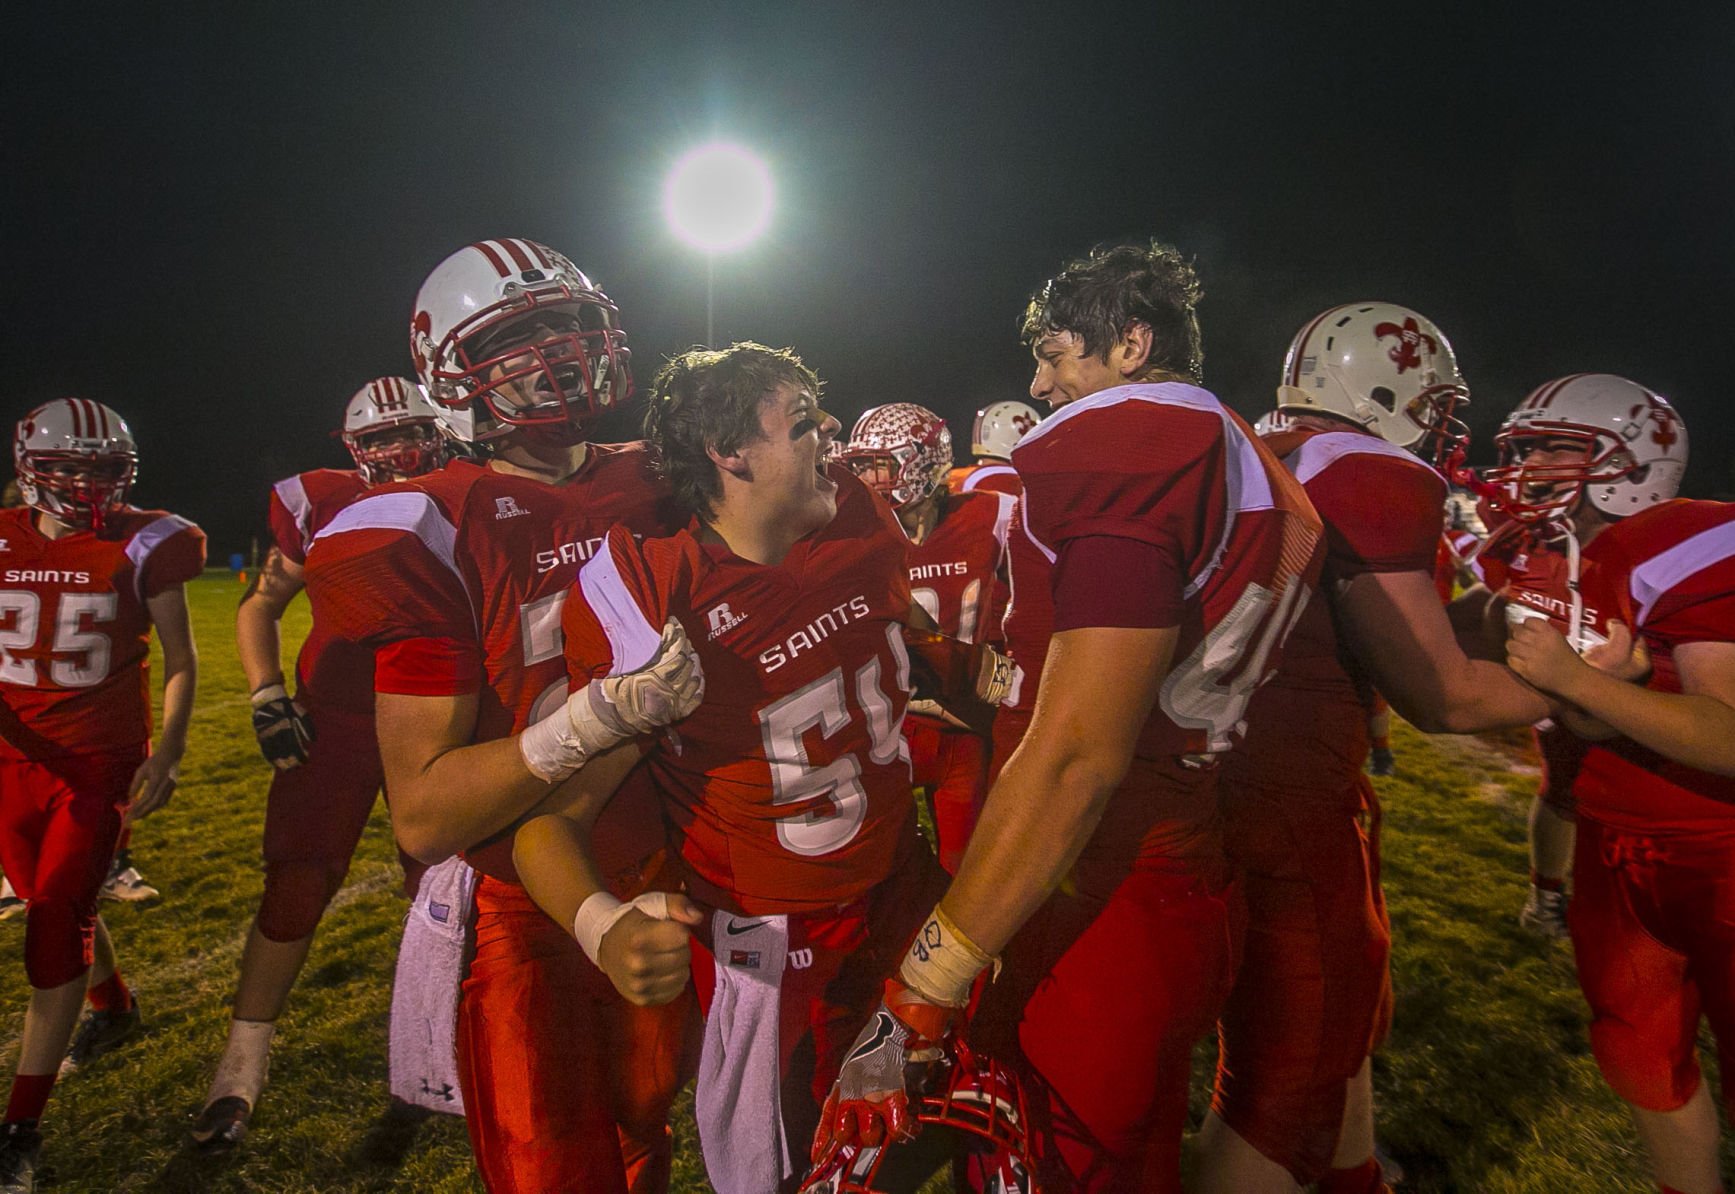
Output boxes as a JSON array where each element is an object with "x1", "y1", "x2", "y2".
[
  {"x1": 1004, "y1": 384, "x2": 1324, "y2": 872},
  {"x1": 563, "y1": 467, "x2": 918, "y2": 917},
  {"x1": 946, "y1": 462, "x2": 1021, "y2": 499},
  {"x1": 1434, "y1": 528, "x2": 1481, "y2": 603},
  {"x1": 267, "y1": 468, "x2": 373, "y2": 714},
  {"x1": 907, "y1": 489, "x2": 1015, "y2": 646},
  {"x1": 1574, "y1": 500, "x2": 1735, "y2": 833},
  {"x1": 0, "y1": 505, "x2": 206, "y2": 759},
  {"x1": 302, "y1": 449, "x2": 684, "y2": 881},
  {"x1": 1227, "y1": 428, "x2": 1443, "y2": 797}
]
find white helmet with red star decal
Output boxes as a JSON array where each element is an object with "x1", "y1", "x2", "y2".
[
  {"x1": 409, "y1": 237, "x2": 632, "y2": 444},
  {"x1": 13, "y1": 398, "x2": 138, "y2": 531},
  {"x1": 341, "y1": 377, "x2": 450, "y2": 486},
  {"x1": 1483, "y1": 373, "x2": 1688, "y2": 524},
  {"x1": 841, "y1": 403, "x2": 954, "y2": 509},
  {"x1": 1277, "y1": 302, "x2": 1469, "y2": 462},
  {"x1": 971, "y1": 400, "x2": 1040, "y2": 461}
]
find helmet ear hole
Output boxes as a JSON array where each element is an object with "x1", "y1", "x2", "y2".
[{"x1": 1369, "y1": 386, "x2": 1397, "y2": 413}]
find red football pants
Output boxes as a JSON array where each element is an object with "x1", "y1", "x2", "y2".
[
  {"x1": 1569, "y1": 819, "x2": 1735, "y2": 1113},
  {"x1": 0, "y1": 747, "x2": 141, "y2": 988},
  {"x1": 1213, "y1": 776, "x2": 1391, "y2": 1184},
  {"x1": 971, "y1": 861, "x2": 1241, "y2": 1193},
  {"x1": 258, "y1": 706, "x2": 401, "y2": 943},
  {"x1": 456, "y1": 875, "x2": 700, "y2": 1194},
  {"x1": 905, "y1": 719, "x2": 991, "y2": 874}
]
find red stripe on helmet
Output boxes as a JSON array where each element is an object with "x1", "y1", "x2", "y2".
[
  {"x1": 1529, "y1": 373, "x2": 1588, "y2": 411},
  {"x1": 65, "y1": 398, "x2": 83, "y2": 438},
  {"x1": 525, "y1": 241, "x2": 553, "y2": 269},
  {"x1": 471, "y1": 240, "x2": 511, "y2": 276},
  {"x1": 498, "y1": 239, "x2": 536, "y2": 272},
  {"x1": 92, "y1": 400, "x2": 110, "y2": 439}
]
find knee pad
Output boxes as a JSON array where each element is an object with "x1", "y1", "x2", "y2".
[
  {"x1": 257, "y1": 860, "x2": 344, "y2": 943},
  {"x1": 1588, "y1": 1016, "x2": 1700, "y2": 1111},
  {"x1": 25, "y1": 897, "x2": 95, "y2": 989}
]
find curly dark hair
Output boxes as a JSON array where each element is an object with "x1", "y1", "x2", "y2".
[
  {"x1": 642, "y1": 342, "x2": 823, "y2": 519},
  {"x1": 1020, "y1": 240, "x2": 1204, "y2": 382}
]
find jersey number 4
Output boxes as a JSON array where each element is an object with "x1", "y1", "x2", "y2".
[
  {"x1": 758, "y1": 623, "x2": 911, "y2": 857},
  {"x1": 0, "y1": 591, "x2": 119, "y2": 688}
]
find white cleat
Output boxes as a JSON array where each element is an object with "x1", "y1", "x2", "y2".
[
  {"x1": 100, "y1": 852, "x2": 159, "y2": 903},
  {"x1": 1518, "y1": 886, "x2": 1569, "y2": 940}
]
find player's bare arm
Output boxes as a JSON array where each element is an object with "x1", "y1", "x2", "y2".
[
  {"x1": 129, "y1": 583, "x2": 197, "y2": 822},
  {"x1": 1510, "y1": 622, "x2": 1735, "y2": 777},
  {"x1": 512, "y1": 744, "x2": 701, "y2": 1007},
  {"x1": 236, "y1": 547, "x2": 316, "y2": 769},
  {"x1": 1446, "y1": 583, "x2": 1507, "y2": 661},
  {"x1": 1337, "y1": 568, "x2": 1550, "y2": 732}
]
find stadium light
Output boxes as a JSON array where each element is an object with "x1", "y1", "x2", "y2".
[{"x1": 663, "y1": 142, "x2": 774, "y2": 344}]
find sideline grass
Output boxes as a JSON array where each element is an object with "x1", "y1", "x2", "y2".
[{"x1": 6, "y1": 575, "x2": 1728, "y2": 1191}]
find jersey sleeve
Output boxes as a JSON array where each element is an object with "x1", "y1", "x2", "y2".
[
  {"x1": 136, "y1": 518, "x2": 207, "y2": 599},
  {"x1": 1629, "y1": 551, "x2": 1735, "y2": 645},
  {"x1": 1306, "y1": 453, "x2": 1445, "y2": 576},
  {"x1": 564, "y1": 526, "x2": 669, "y2": 684},
  {"x1": 303, "y1": 491, "x2": 475, "y2": 650},
  {"x1": 267, "y1": 481, "x2": 309, "y2": 564}
]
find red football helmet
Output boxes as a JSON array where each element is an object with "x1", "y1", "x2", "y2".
[
  {"x1": 13, "y1": 398, "x2": 138, "y2": 531},
  {"x1": 840, "y1": 403, "x2": 953, "y2": 509},
  {"x1": 341, "y1": 377, "x2": 449, "y2": 486},
  {"x1": 802, "y1": 1038, "x2": 1042, "y2": 1194},
  {"x1": 409, "y1": 237, "x2": 632, "y2": 444},
  {"x1": 1482, "y1": 373, "x2": 1688, "y2": 526}
]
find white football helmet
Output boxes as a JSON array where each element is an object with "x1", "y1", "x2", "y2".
[
  {"x1": 971, "y1": 401, "x2": 1041, "y2": 461},
  {"x1": 1277, "y1": 303, "x2": 1469, "y2": 461},
  {"x1": 341, "y1": 377, "x2": 449, "y2": 486},
  {"x1": 1252, "y1": 409, "x2": 1294, "y2": 436},
  {"x1": 841, "y1": 403, "x2": 953, "y2": 508},
  {"x1": 1483, "y1": 373, "x2": 1688, "y2": 525},
  {"x1": 409, "y1": 237, "x2": 631, "y2": 444},
  {"x1": 13, "y1": 398, "x2": 138, "y2": 531}
]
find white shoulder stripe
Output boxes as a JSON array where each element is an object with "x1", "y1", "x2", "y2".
[
  {"x1": 126, "y1": 514, "x2": 199, "y2": 602},
  {"x1": 960, "y1": 464, "x2": 1016, "y2": 493},
  {"x1": 313, "y1": 491, "x2": 464, "y2": 588},
  {"x1": 272, "y1": 474, "x2": 313, "y2": 553},
  {"x1": 1629, "y1": 520, "x2": 1735, "y2": 627},
  {"x1": 577, "y1": 536, "x2": 662, "y2": 676},
  {"x1": 991, "y1": 492, "x2": 1016, "y2": 556},
  {"x1": 1287, "y1": 430, "x2": 1439, "y2": 487}
]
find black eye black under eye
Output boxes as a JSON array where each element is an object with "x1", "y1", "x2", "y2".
[{"x1": 789, "y1": 419, "x2": 816, "y2": 440}]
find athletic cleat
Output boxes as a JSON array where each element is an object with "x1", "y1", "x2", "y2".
[
  {"x1": 0, "y1": 1121, "x2": 41, "y2": 1193},
  {"x1": 61, "y1": 998, "x2": 142, "y2": 1075},
  {"x1": 100, "y1": 852, "x2": 158, "y2": 903},
  {"x1": 1375, "y1": 1141, "x2": 1405, "y2": 1185},
  {"x1": 1518, "y1": 887, "x2": 1570, "y2": 940},
  {"x1": 1368, "y1": 747, "x2": 1397, "y2": 777},
  {"x1": 188, "y1": 1096, "x2": 253, "y2": 1153},
  {"x1": 0, "y1": 878, "x2": 23, "y2": 923}
]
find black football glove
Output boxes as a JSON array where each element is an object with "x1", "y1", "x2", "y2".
[{"x1": 251, "y1": 683, "x2": 315, "y2": 770}]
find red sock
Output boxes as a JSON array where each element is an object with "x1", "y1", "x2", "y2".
[
  {"x1": 4, "y1": 1072, "x2": 56, "y2": 1125},
  {"x1": 86, "y1": 971, "x2": 131, "y2": 1013},
  {"x1": 1659, "y1": 1187, "x2": 1727, "y2": 1194},
  {"x1": 1530, "y1": 872, "x2": 1565, "y2": 892},
  {"x1": 1319, "y1": 1158, "x2": 1389, "y2": 1194}
]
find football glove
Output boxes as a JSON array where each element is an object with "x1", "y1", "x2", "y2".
[
  {"x1": 250, "y1": 684, "x2": 315, "y2": 770},
  {"x1": 812, "y1": 977, "x2": 956, "y2": 1165},
  {"x1": 902, "y1": 628, "x2": 1013, "y2": 708},
  {"x1": 519, "y1": 617, "x2": 705, "y2": 782}
]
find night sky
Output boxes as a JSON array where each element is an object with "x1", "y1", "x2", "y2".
[{"x1": 6, "y1": 4, "x2": 1732, "y2": 556}]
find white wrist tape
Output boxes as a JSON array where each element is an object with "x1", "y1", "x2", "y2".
[
  {"x1": 518, "y1": 684, "x2": 633, "y2": 783},
  {"x1": 898, "y1": 904, "x2": 994, "y2": 1008},
  {"x1": 250, "y1": 682, "x2": 289, "y2": 709},
  {"x1": 573, "y1": 890, "x2": 672, "y2": 966}
]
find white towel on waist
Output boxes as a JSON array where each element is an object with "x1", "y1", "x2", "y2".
[
  {"x1": 696, "y1": 912, "x2": 791, "y2": 1194},
  {"x1": 388, "y1": 856, "x2": 475, "y2": 1115}
]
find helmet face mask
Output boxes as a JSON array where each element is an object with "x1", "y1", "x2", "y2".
[
  {"x1": 411, "y1": 239, "x2": 633, "y2": 447},
  {"x1": 840, "y1": 404, "x2": 953, "y2": 509},
  {"x1": 13, "y1": 399, "x2": 138, "y2": 532},
  {"x1": 1482, "y1": 374, "x2": 1688, "y2": 526}
]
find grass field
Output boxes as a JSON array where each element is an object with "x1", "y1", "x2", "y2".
[{"x1": 7, "y1": 573, "x2": 1730, "y2": 1192}]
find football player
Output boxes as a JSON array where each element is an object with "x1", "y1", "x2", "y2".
[
  {"x1": 301, "y1": 239, "x2": 701, "y2": 1194},
  {"x1": 189, "y1": 377, "x2": 449, "y2": 1150},
  {"x1": 841, "y1": 402, "x2": 1015, "y2": 873},
  {"x1": 814, "y1": 241, "x2": 1325, "y2": 1193},
  {"x1": 0, "y1": 399, "x2": 204, "y2": 1191},
  {"x1": 511, "y1": 343, "x2": 953, "y2": 1194},
  {"x1": 1196, "y1": 305, "x2": 1555, "y2": 1194},
  {"x1": 1495, "y1": 388, "x2": 1724, "y2": 1194},
  {"x1": 944, "y1": 400, "x2": 1038, "y2": 498},
  {"x1": 1457, "y1": 376, "x2": 1689, "y2": 943}
]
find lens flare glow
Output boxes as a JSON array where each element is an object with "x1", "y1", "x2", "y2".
[{"x1": 663, "y1": 143, "x2": 774, "y2": 253}]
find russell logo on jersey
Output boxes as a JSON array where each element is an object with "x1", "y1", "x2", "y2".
[
  {"x1": 494, "y1": 496, "x2": 531, "y2": 521},
  {"x1": 706, "y1": 602, "x2": 750, "y2": 641}
]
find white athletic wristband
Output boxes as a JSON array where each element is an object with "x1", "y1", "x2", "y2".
[
  {"x1": 250, "y1": 682, "x2": 289, "y2": 709},
  {"x1": 573, "y1": 890, "x2": 672, "y2": 966},
  {"x1": 898, "y1": 905, "x2": 994, "y2": 1008}
]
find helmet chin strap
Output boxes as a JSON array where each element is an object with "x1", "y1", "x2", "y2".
[{"x1": 1557, "y1": 515, "x2": 1587, "y2": 655}]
